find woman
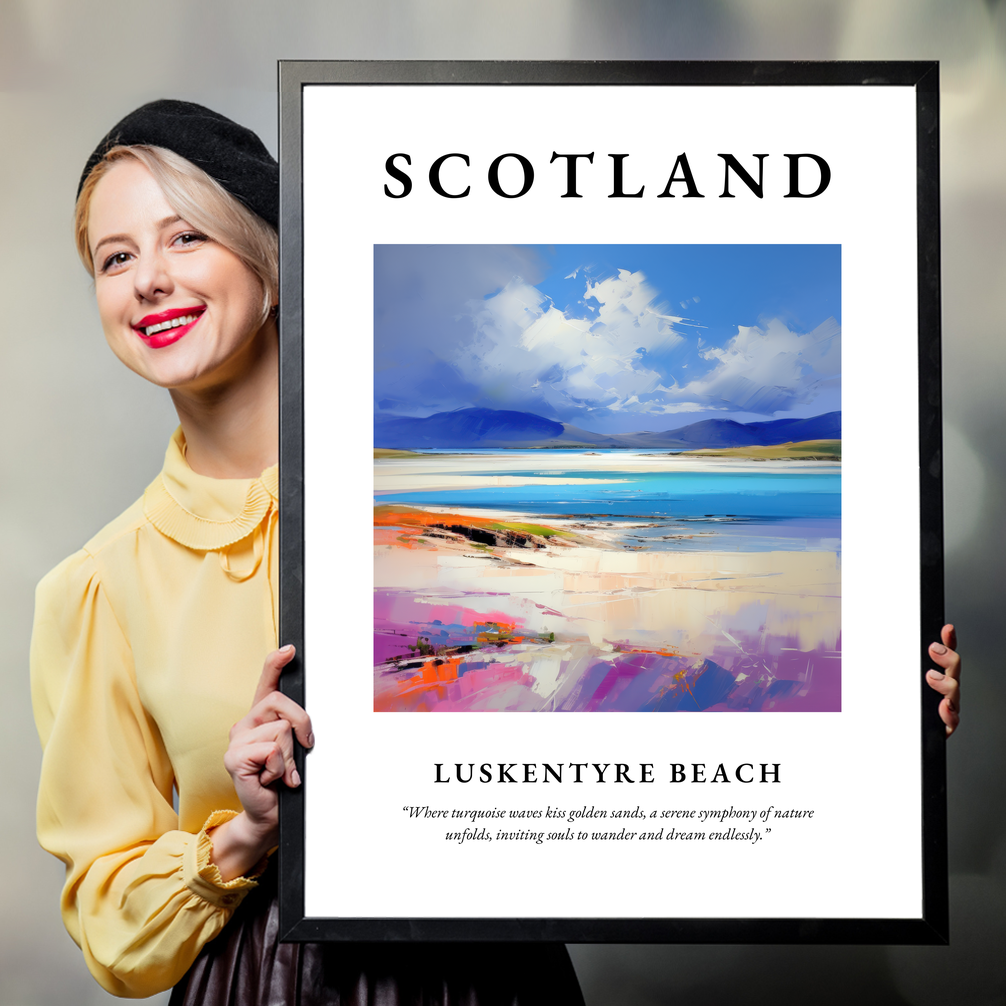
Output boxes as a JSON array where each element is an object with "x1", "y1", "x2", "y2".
[{"x1": 31, "y1": 99, "x2": 586, "y2": 1003}]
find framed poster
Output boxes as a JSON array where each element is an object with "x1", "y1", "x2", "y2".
[{"x1": 277, "y1": 61, "x2": 946, "y2": 943}]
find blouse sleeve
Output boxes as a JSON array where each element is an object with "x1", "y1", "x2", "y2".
[{"x1": 31, "y1": 549, "x2": 262, "y2": 998}]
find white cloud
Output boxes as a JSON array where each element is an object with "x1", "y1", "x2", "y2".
[
  {"x1": 452, "y1": 268, "x2": 840, "y2": 420},
  {"x1": 453, "y1": 269, "x2": 686, "y2": 415},
  {"x1": 669, "y1": 316, "x2": 841, "y2": 414}
]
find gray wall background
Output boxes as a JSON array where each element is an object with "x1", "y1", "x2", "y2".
[{"x1": 1, "y1": 2, "x2": 1003, "y2": 1003}]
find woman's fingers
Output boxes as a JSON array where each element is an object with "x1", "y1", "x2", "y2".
[
  {"x1": 224, "y1": 738, "x2": 288, "y2": 788},
  {"x1": 941, "y1": 623, "x2": 958, "y2": 654},
  {"x1": 232, "y1": 689, "x2": 314, "y2": 750},
  {"x1": 242, "y1": 644, "x2": 314, "y2": 749},
  {"x1": 252, "y1": 644, "x2": 297, "y2": 707},
  {"x1": 255, "y1": 691, "x2": 313, "y2": 749},
  {"x1": 926, "y1": 667, "x2": 959, "y2": 705},
  {"x1": 928, "y1": 629, "x2": 961, "y2": 683},
  {"x1": 230, "y1": 719, "x2": 301, "y2": 788},
  {"x1": 258, "y1": 742, "x2": 289, "y2": 787},
  {"x1": 223, "y1": 645, "x2": 311, "y2": 809},
  {"x1": 925, "y1": 679, "x2": 960, "y2": 736},
  {"x1": 927, "y1": 623, "x2": 961, "y2": 737},
  {"x1": 218, "y1": 647, "x2": 309, "y2": 845}
]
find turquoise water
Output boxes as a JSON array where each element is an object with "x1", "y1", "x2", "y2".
[{"x1": 376, "y1": 465, "x2": 841, "y2": 553}]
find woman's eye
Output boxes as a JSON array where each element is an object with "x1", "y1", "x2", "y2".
[
  {"x1": 173, "y1": 231, "x2": 208, "y2": 248},
  {"x1": 101, "y1": 251, "x2": 132, "y2": 273}
]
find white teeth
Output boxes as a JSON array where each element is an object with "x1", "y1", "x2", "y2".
[{"x1": 142, "y1": 313, "x2": 199, "y2": 337}]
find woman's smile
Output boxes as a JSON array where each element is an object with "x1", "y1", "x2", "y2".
[{"x1": 133, "y1": 306, "x2": 207, "y2": 348}]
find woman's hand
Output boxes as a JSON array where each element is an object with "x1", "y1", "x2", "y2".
[
  {"x1": 926, "y1": 624, "x2": 961, "y2": 738},
  {"x1": 209, "y1": 645, "x2": 314, "y2": 881}
]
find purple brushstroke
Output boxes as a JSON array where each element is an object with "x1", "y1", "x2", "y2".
[{"x1": 375, "y1": 589, "x2": 841, "y2": 713}]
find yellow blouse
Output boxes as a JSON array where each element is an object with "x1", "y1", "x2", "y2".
[{"x1": 31, "y1": 429, "x2": 279, "y2": 998}]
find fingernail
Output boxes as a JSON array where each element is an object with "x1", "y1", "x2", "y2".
[
  {"x1": 280, "y1": 644, "x2": 295, "y2": 654},
  {"x1": 931, "y1": 643, "x2": 947, "y2": 655},
  {"x1": 306, "y1": 732, "x2": 315, "y2": 748},
  {"x1": 292, "y1": 768, "x2": 301, "y2": 787},
  {"x1": 927, "y1": 669, "x2": 945, "y2": 680}
]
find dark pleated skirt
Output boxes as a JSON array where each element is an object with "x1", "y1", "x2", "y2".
[{"x1": 169, "y1": 869, "x2": 585, "y2": 1006}]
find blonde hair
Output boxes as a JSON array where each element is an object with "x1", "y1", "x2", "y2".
[{"x1": 75, "y1": 145, "x2": 278, "y2": 323}]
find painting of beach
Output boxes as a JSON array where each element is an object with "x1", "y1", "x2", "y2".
[{"x1": 374, "y1": 245, "x2": 841, "y2": 712}]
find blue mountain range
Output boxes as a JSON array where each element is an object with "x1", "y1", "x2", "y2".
[{"x1": 374, "y1": 408, "x2": 841, "y2": 450}]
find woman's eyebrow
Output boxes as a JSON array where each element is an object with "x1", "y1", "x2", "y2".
[
  {"x1": 92, "y1": 216, "x2": 185, "y2": 257},
  {"x1": 92, "y1": 232, "x2": 133, "y2": 256}
]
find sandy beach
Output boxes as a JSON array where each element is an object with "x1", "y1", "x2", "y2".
[
  {"x1": 373, "y1": 466, "x2": 841, "y2": 713},
  {"x1": 374, "y1": 450, "x2": 840, "y2": 496}
]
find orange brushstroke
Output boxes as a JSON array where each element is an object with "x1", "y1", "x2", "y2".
[
  {"x1": 375, "y1": 506, "x2": 501, "y2": 531},
  {"x1": 618, "y1": 644, "x2": 683, "y2": 659}
]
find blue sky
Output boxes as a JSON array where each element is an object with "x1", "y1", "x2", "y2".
[{"x1": 374, "y1": 244, "x2": 840, "y2": 435}]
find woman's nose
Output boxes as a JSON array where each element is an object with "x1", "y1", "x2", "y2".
[{"x1": 133, "y1": 249, "x2": 173, "y2": 302}]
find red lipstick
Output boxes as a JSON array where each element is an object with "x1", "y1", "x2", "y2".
[{"x1": 132, "y1": 306, "x2": 205, "y2": 349}]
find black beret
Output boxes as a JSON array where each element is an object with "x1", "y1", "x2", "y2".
[{"x1": 78, "y1": 99, "x2": 278, "y2": 228}]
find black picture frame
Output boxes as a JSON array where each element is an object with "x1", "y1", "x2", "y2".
[{"x1": 277, "y1": 60, "x2": 945, "y2": 944}]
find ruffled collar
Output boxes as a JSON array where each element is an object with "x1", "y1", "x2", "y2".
[{"x1": 143, "y1": 428, "x2": 278, "y2": 551}]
